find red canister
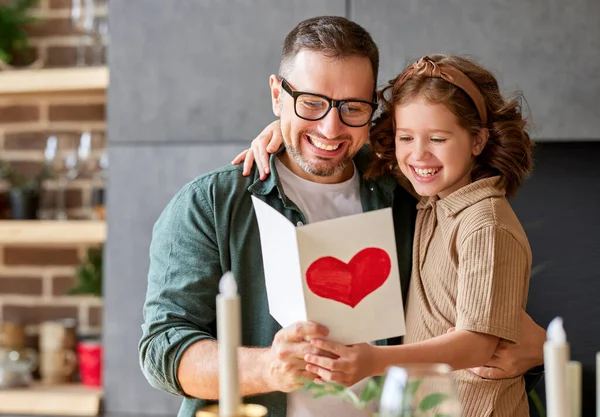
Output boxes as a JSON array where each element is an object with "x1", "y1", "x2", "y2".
[{"x1": 77, "y1": 340, "x2": 102, "y2": 386}]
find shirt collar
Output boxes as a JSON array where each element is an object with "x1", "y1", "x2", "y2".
[
  {"x1": 416, "y1": 176, "x2": 505, "y2": 216},
  {"x1": 247, "y1": 146, "x2": 285, "y2": 197}
]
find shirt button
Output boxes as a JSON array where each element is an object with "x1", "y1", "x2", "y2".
[{"x1": 297, "y1": 221, "x2": 304, "y2": 226}]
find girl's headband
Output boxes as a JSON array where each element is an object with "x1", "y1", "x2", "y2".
[{"x1": 390, "y1": 56, "x2": 488, "y2": 125}]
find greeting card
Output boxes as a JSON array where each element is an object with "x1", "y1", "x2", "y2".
[{"x1": 252, "y1": 196, "x2": 405, "y2": 344}]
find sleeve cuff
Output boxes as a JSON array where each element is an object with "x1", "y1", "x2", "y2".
[{"x1": 170, "y1": 328, "x2": 217, "y2": 398}]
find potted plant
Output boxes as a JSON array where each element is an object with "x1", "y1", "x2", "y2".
[
  {"x1": 302, "y1": 378, "x2": 383, "y2": 416},
  {"x1": 0, "y1": 0, "x2": 42, "y2": 70},
  {"x1": 0, "y1": 160, "x2": 49, "y2": 220},
  {"x1": 302, "y1": 371, "x2": 547, "y2": 416},
  {"x1": 302, "y1": 377, "x2": 452, "y2": 417},
  {"x1": 69, "y1": 246, "x2": 103, "y2": 387},
  {"x1": 69, "y1": 246, "x2": 103, "y2": 298}
]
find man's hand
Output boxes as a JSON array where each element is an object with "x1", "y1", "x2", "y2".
[
  {"x1": 304, "y1": 339, "x2": 377, "y2": 387},
  {"x1": 262, "y1": 321, "x2": 331, "y2": 392},
  {"x1": 449, "y1": 310, "x2": 545, "y2": 379}
]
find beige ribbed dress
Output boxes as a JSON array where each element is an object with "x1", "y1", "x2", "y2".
[{"x1": 403, "y1": 176, "x2": 532, "y2": 417}]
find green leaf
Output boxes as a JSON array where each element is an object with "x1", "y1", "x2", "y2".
[
  {"x1": 434, "y1": 414, "x2": 454, "y2": 417},
  {"x1": 0, "y1": 0, "x2": 38, "y2": 65},
  {"x1": 528, "y1": 389, "x2": 546, "y2": 417},
  {"x1": 400, "y1": 379, "x2": 422, "y2": 411},
  {"x1": 418, "y1": 393, "x2": 449, "y2": 411},
  {"x1": 300, "y1": 380, "x2": 321, "y2": 390},
  {"x1": 300, "y1": 378, "x2": 371, "y2": 411},
  {"x1": 360, "y1": 378, "x2": 383, "y2": 404},
  {"x1": 405, "y1": 379, "x2": 422, "y2": 397},
  {"x1": 302, "y1": 379, "x2": 345, "y2": 398},
  {"x1": 0, "y1": 49, "x2": 11, "y2": 63},
  {"x1": 326, "y1": 381, "x2": 347, "y2": 392},
  {"x1": 312, "y1": 390, "x2": 333, "y2": 399},
  {"x1": 69, "y1": 247, "x2": 103, "y2": 297}
]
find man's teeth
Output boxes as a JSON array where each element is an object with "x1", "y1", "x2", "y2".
[
  {"x1": 309, "y1": 137, "x2": 340, "y2": 151},
  {"x1": 414, "y1": 167, "x2": 441, "y2": 177}
]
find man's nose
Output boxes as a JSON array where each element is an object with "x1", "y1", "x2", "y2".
[{"x1": 317, "y1": 107, "x2": 344, "y2": 139}]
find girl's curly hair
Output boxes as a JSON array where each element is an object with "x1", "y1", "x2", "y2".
[{"x1": 365, "y1": 54, "x2": 534, "y2": 198}]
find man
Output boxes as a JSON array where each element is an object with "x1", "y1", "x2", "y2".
[{"x1": 140, "y1": 16, "x2": 543, "y2": 417}]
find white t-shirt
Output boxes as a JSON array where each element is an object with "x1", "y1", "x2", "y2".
[
  {"x1": 274, "y1": 158, "x2": 363, "y2": 224},
  {"x1": 274, "y1": 158, "x2": 374, "y2": 417}
]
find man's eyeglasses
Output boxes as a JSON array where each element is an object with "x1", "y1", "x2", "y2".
[{"x1": 280, "y1": 78, "x2": 378, "y2": 128}]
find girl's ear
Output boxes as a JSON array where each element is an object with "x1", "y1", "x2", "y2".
[
  {"x1": 269, "y1": 75, "x2": 282, "y2": 117},
  {"x1": 472, "y1": 128, "x2": 489, "y2": 156}
]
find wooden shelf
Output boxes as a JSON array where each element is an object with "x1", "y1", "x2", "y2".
[
  {"x1": 0, "y1": 382, "x2": 102, "y2": 416},
  {"x1": 0, "y1": 220, "x2": 106, "y2": 246},
  {"x1": 0, "y1": 66, "x2": 108, "y2": 97}
]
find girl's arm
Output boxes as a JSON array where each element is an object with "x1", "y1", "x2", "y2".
[
  {"x1": 373, "y1": 330, "x2": 498, "y2": 375},
  {"x1": 306, "y1": 330, "x2": 498, "y2": 387},
  {"x1": 231, "y1": 120, "x2": 282, "y2": 179}
]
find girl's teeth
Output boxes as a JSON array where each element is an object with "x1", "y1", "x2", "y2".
[
  {"x1": 414, "y1": 167, "x2": 441, "y2": 177},
  {"x1": 309, "y1": 137, "x2": 340, "y2": 151}
]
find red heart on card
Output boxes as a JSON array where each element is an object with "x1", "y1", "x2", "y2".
[{"x1": 306, "y1": 247, "x2": 391, "y2": 308}]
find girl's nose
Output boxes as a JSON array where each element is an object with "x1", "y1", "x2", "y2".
[{"x1": 413, "y1": 138, "x2": 430, "y2": 160}]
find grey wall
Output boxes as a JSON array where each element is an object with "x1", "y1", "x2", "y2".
[
  {"x1": 106, "y1": 1, "x2": 600, "y2": 416},
  {"x1": 353, "y1": 0, "x2": 600, "y2": 141}
]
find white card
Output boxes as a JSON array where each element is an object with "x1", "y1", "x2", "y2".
[{"x1": 252, "y1": 196, "x2": 405, "y2": 345}]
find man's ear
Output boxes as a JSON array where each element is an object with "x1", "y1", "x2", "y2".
[
  {"x1": 269, "y1": 75, "x2": 282, "y2": 117},
  {"x1": 472, "y1": 128, "x2": 489, "y2": 156}
]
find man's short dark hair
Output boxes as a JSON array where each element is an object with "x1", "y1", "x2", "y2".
[{"x1": 279, "y1": 16, "x2": 379, "y2": 89}]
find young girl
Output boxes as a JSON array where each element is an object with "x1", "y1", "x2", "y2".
[{"x1": 235, "y1": 54, "x2": 535, "y2": 417}]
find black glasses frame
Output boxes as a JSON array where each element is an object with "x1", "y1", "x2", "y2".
[{"x1": 280, "y1": 78, "x2": 378, "y2": 128}]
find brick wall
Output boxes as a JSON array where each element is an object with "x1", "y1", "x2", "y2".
[
  {"x1": 0, "y1": 0, "x2": 105, "y2": 343},
  {"x1": 0, "y1": 245, "x2": 102, "y2": 330}
]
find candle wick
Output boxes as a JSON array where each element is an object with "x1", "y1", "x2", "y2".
[
  {"x1": 219, "y1": 271, "x2": 238, "y2": 298},
  {"x1": 547, "y1": 316, "x2": 566, "y2": 345}
]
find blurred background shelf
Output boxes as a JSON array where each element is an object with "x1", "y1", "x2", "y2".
[
  {"x1": 0, "y1": 382, "x2": 103, "y2": 416},
  {"x1": 0, "y1": 67, "x2": 108, "y2": 97},
  {"x1": 0, "y1": 220, "x2": 106, "y2": 245}
]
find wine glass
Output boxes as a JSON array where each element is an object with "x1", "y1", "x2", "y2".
[
  {"x1": 91, "y1": 0, "x2": 109, "y2": 66},
  {"x1": 70, "y1": 0, "x2": 87, "y2": 66},
  {"x1": 54, "y1": 132, "x2": 92, "y2": 220},
  {"x1": 90, "y1": 150, "x2": 108, "y2": 220},
  {"x1": 37, "y1": 136, "x2": 58, "y2": 220},
  {"x1": 55, "y1": 151, "x2": 79, "y2": 220},
  {"x1": 378, "y1": 364, "x2": 462, "y2": 417}
]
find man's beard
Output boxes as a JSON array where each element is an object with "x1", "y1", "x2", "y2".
[{"x1": 286, "y1": 131, "x2": 353, "y2": 177}]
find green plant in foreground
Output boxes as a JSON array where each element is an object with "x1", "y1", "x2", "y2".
[
  {"x1": 302, "y1": 378, "x2": 450, "y2": 417},
  {"x1": 528, "y1": 389, "x2": 546, "y2": 417},
  {"x1": 303, "y1": 375, "x2": 545, "y2": 416}
]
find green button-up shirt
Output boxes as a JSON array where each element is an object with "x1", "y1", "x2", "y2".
[{"x1": 139, "y1": 147, "x2": 417, "y2": 417}]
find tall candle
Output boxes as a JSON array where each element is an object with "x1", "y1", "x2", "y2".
[
  {"x1": 544, "y1": 317, "x2": 569, "y2": 417},
  {"x1": 567, "y1": 361, "x2": 581, "y2": 417},
  {"x1": 597, "y1": 352, "x2": 600, "y2": 417},
  {"x1": 217, "y1": 272, "x2": 241, "y2": 416}
]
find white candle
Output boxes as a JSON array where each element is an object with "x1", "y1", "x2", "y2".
[
  {"x1": 597, "y1": 352, "x2": 600, "y2": 417},
  {"x1": 217, "y1": 272, "x2": 241, "y2": 416},
  {"x1": 567, "y1": 361, "x2": 581, "y2": 417},
  {"x1": 544, "y1": 317, "x2": 570, "y2": 417}
]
